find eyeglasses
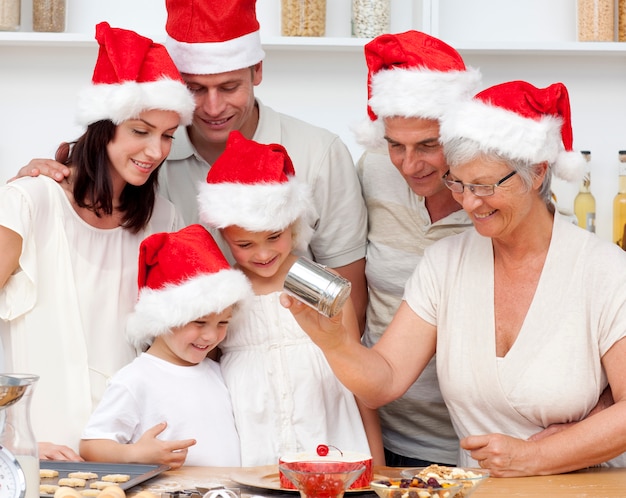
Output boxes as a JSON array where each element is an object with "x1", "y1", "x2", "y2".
[{"x1": 442, "y1": 170, "x2": 517, "y2": 197}]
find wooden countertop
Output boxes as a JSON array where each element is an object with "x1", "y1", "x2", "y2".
[{"x1": 130, "y1": 465, "x2": 626, "y2": 498}]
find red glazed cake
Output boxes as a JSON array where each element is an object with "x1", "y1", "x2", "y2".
[{"x1": 278, "y1": 447, "x2": 373, "y2": 490}]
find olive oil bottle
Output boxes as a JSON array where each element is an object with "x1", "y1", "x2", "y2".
[
  {"x1": 574, "y1": 150, "x2": 596, "y2": 232},
  {"x1": 613, "y1": 150, "x2": 626, "y2": 249}
]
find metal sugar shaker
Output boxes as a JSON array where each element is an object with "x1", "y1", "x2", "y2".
[{"x1": 283, "y1": 257, "x2": 351, "y2": 318}]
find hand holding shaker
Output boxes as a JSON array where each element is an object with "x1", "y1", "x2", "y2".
[{"x1": 283, "y1": 257, "x2": 351, "y2": 318}]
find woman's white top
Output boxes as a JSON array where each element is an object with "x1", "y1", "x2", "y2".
[
  {"x1": 405, "y1": 214, "x2": 626, "y2": 466},
  {"x1": 0, "y1": 176, "x2": 181, "y2": 450}
]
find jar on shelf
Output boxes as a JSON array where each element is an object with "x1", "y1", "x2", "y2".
[
  {"x1": 352, "y1": 0, "x2": 390, "y2": 38},
  {"x1": 0, "y1": 0, "x2": 20, "y2": 31},
  {"x1": 281, "y1": 0, "x2": 326, "y2": 37},
  {"x1": 33, "y1": 0, "x2": 66, "y2": 32},
  {"x1": 617, "y1": 0, "x2": 626, "y2": 41},
  {"x1": 576, "y1": 0, "x2": 615, "y2": 41}
]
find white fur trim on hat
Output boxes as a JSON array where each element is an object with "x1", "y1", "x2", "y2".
[
  {"x1": 350, "y1": 118, "x2": 388, "y2": 154},
  {"x1": 165, "y1": 31, "x2": 265, "y2": 75},
  {"x1": 126, "y1": 268, "x2": 252, "y2": 350},
  {"x1": 440, "y1": 100, "x2": 564, "y2": 166},
  {"x1": 370, "y1": 66, "x2": 481, "y2": 121},
  {"x1": 553, "y1": 150, "x2": 586, "y2": 182},
  {"x1": 354, "y1": 66, "x2": 481, "y2": 151},
  {"x1": 440, "y1": 100, "x2": 586, "y2": 183},
  {"x1": 197, "y1": 178, "x2": 316, "y2": 252},
  {"x1": 76, "y1": 78, "x2": 195, "y2": 127}
]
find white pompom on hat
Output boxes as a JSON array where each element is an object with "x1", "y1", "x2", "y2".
[
  {"x1": 126, "y1": 224, "x2": 252, "y2": 350},
  {"x1": 197, "y1": 131, "x2": 316, "y2": 253},
  {"x1": 76, "y1": 22, "x2": 195, "y2": 127},
  {"x1": 164, "y1": 0, "x2": 266, "y2": 75},
  {"x1": 352, "y1": 30, "x2": 481, "y2": 152},
  {"x1": 439, "y1": 80, "x2": 586, "y2": 182}
]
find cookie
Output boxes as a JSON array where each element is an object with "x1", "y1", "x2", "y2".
[
  {"x1": 58, "y1": 478, "x2": 87, "y2": 488},
  {"x1": 90, "y1": 482, "x2": 120, "y2": 490},
  {"x1": 101, "y1": 474, "x2": 130, "y2": 483},
  {"x1": 40, "y1": 469, "x2": 60, "y2": 478},
  {"x1": 40, "y1": 484, "x2": 60, "y2": 494},
  {"x1": 68, "y1": 472, "x2": 98, "y2": 480},
  {"x1": 98, "y1": 485, "x2": 126, "y2": 498},
  {"x1": 133, "y1": 492, "x2": 158, "y2": 498},
  {"x1": 54, "y1": 487, "x2": 82, "y2": 498},
  {"x1": 80, "y1": 490, "x2": 101, "y2": 497}
]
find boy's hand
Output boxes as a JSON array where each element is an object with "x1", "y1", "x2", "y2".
[{"x1": 133, "y1": 422, "x2": 196, "y2": 469}]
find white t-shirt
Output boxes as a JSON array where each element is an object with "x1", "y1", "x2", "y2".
[{"x1": 82, "y1": 353, "x2": 241, "y2": 467}]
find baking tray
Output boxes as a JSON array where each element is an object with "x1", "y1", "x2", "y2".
[{"x1": 39, "y1": 461, "x2": 170, "y2": 496}]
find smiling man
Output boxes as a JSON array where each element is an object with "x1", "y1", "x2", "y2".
[
  {"x1": 351, "y1": 30, "x2": 481, "y2": 467},
  {"x1": 160, "y1": 0, "x2": 368, "y2": 328}
]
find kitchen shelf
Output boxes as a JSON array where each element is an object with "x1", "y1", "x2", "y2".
[
  {"x1": 2, "y1": 32, "x2": 626, "y2": 56},
  {"x1": 0, "y1": 31, "x2": 97, "y2": 47}
]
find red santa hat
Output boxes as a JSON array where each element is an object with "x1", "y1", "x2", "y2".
[
  {"x1": 197, "y1": 131, "x2": 315, "y2": 252},
  {"x1": 353, "y1": 30, "x2": 481, "y2": 152},
  {"x1": 439, "y1": 80, "x2": 586, "y2": 182},
  {"x1": 164, "y1": 0, "x2": 265, "y2": 75},
  {"x1": 76, "y1": 22, "x2": 195, "y2": 127},
  {"x1": 126, "y1": 224, "x2": 252, "y2": 350}
]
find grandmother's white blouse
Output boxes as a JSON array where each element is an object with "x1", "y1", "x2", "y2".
[{"x1": 404, "y1": 213, "x2": 626, "y2": 467}]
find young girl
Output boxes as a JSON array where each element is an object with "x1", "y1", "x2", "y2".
[
  {"x1": 0, "y1": 22, "x2": 194, "y2": 458},
  {"x1": 80, "y1": 225, "x2": 252, "y2": 468},
  {"x1": 198, "y1": 131, "x2": 384, "y2": 466}
]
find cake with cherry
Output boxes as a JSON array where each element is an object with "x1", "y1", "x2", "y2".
[{"x1": 278, "y1": 444, "x2": 373, "y2": 490}]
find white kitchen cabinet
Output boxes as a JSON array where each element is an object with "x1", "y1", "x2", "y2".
[{"x1": 1, "y1": 0, "x2": 625, "y2": 242}]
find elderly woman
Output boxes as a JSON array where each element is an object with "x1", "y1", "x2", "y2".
[{"x1": 281, "y1": 80, "x2": 626, "y2": 477}]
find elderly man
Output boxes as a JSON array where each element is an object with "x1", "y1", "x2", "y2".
[{"x1": 352, "y1": 30, "x2": 480, "y2": 467}]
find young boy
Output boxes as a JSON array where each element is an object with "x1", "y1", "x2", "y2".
[{"x1": 79, "y1": 224, "x2": 252, "y2": 468}]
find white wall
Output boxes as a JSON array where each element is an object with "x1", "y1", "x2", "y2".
[{"x1": 1, "y1": 0, "x2": 625, "y2": 243}]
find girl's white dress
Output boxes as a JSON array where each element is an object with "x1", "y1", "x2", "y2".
[
  {"x1": 219, "y1": 292, "x2": 370, "y2": 466},
  {"x1": 0, "y1": 176, "x2": 181, "y2": 450}
]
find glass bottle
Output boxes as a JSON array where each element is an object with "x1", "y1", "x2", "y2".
[
  {"x1": 617, "y1": 0, "x2": 626, "y2": 41},
  {"x1": 614, "y1": 151, "x2": 626, "y2": 248},
  {"x1": 281, "y1": 0, "x2": 326, "y2": 37},
  {"x1": 0, "y1": 0, "x2": 20, "y2": 31},
  {"x1": 352, "y1": 0, "x2": 390, "y2": 38},
  {"x1": 574, "y1": 151, "x2": 596, "y2": 232},
  {"x1": 0, "y1": 374, "x2": 39, "y2": 498},
  {"x1": 577, "y1": 0, "x2": 615, "y2": 41},
  {"x1": 32, "y1": 0, "x2": 66, "y2": 32}
]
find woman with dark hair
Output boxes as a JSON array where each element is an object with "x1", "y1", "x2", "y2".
[{"x1": 0, "y1": 22, "x2": 194, "y2": 459}]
